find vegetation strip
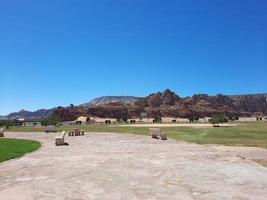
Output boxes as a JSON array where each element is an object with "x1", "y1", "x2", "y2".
[
  {"x1": 0, "y1": 138, "x2": 41, "y2": 162},
  {"x1": 4, "y1": 122, "x2": 267, "y2": 149}
]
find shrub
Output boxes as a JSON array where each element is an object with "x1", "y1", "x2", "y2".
[
  {"x1": 188, "y1": 116, "x2": 199, "y2": 122},
  {"x1": 40, "y1": 116, "x2": 60, "y2": 126},
  {"x1": 0, "y1": 120, "x2": 16, "y2": 129},
  {"x1": 154, "y1": 116, "x2": 162, "y2": 123},
  {"x1": 228, "y1": 115, "x2": 239, "y2": 121},
  {"x1": 116, "y1": 117, "x2": 128, "y2": 123},
  {"x1": 210, "y1": 113, "x2": 228, "y2": 124}
]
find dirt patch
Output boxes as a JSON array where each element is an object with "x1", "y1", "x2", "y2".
[{"x1": 253, "y1": 159, "x2": 267, "y2": 168}]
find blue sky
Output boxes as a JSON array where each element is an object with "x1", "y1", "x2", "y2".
[{"x1": 0, "y1": 0, "x2": 266, "y2": 115}]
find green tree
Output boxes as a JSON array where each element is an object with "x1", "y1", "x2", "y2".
[
  {"x1": 228, "y1": 115, "x2": 239, "y2": 122},
  {"x1": 154, "y1": 116, "x2": 162, "y2": 123},
  {"x1": 122, "y1": 117, "x2": 128, "y2": 122},
  {"x1": 188, "y1": 116, "x2": 199, "y2": 123},
  {"x1": 210, "y1": 113, "x2": 228, "y2": 125},
  {"x1": 0, "y1": 120, "x2": 15, "y2": 129},
  {"x1": 117, "y1": 117, "x2": 128, "y2": 123},
  {"x1": 41, "y1": 116, "x2": 60, "y2": 126},
  {"x1": 117, "y1": 117, "x2": 123, "y2": 123}
]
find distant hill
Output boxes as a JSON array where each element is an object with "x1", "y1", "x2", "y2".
[
  {"x1": 81, "y1": 96, "x2": 141, "y2": 107},
  {"x1": 0, "y1": 108, "x2": 54, "y2": 120}
]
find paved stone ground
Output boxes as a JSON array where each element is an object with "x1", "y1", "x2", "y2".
[{"x1": 0, "y1": 132, "x2": 267, "y2": 200}]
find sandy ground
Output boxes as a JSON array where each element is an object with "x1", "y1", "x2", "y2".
[
  {"x1": 0, "y1": 132, "x2": 267, "y2": 200},
  {"x1": 118, "y1": 123, "x2": 236, "y2": 127}
]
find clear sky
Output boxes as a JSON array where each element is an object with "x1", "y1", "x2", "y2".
[{"x1": 0, "y1": 0, "x2": 266, "y2": 115}]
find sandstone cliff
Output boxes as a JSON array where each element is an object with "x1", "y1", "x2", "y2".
[{"x1": 52, "y1": 89, "x2": 267, "y2": 121}]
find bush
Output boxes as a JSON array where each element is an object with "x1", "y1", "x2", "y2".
[
  {"x1": 228, "y1": 115, "x2": 239, "y2": 121},
  {"x1": 154, "y1": 116, "x2": 162, "y2": 123},
  {"x1": 0, "y1": 120, "x2": 16, "y2": 129},
  {"x1": 188, "y1": 116, "x2": 199, "y2": 122},
  {"x1": 116, "y1": 117, "x2": 128, "y2": 123},
  {"x1": 210, "y1": 113, "x2": 228, "y2": 124},
  {"x1": 40, "y1": 116, "x2": 60, "y2": 126}
]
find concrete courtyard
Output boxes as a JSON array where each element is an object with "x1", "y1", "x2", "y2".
[{"x1": 0, "y1": 132, "x2": 267, "y2": 200}]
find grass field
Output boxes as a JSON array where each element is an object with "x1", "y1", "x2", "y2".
[
  {"x1": 5, "y1": 122, "x2": 267, "y2": 148},
  {"x1": 0, "y1": 138, "x2": 41, "y2": 162}
]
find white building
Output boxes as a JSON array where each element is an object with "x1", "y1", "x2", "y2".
[
  {"x1": 76, "y1": 116, "x2": 88, "y2": 124},
  {"x1": 238, "y1": 117, "x2": 257, "y2": 122},
  {"x1": 162, "y1": 117, "x2": 177, "y2": 123},
  {"x1": 90, "y1": 117, "x2": 117, "y2": 124}
]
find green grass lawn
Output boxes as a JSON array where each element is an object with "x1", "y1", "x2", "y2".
[
  {"x1": 0, "y1": 138, "x2": 41, "y2": 162},
  {"x1": 5, "y1": 122, "x2": 267, "y2": 148},
  {"x1": 161, "y1": 123, "x2": 267, "y2": 148}
]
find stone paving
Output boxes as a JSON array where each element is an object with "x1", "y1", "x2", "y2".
[{"x1": 1, "y1": 132, "x2": 267, "y2": 200}]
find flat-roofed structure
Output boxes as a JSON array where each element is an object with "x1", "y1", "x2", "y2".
[
  {"x1": 162, "y1": 117, "x2": 177, "y2": 123},
  {"x1": 238, "y1": 117, "x2": 257, "y2": 122},
  {"x1": 141, "y1": 117, "x2": 155, "y2": 123},
  {"x1": 91, "y1": 117, "x2": 117, "y2": 124},
  {"x1": 76, "y1": 116, "x2": 88, "y2": 124}
]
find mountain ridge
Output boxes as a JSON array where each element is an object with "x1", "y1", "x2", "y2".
[
  {"x1": 81, "y1": 96, "x2": 141, "y2": 107},
  {"x1": 0, "y1": 108, "x2": 55, "y2": 120},
  {"x1": 53, "y1": 89, "x2": 267, "y2": 121},
  {"x1": 1, "y1": 90, "x2": 267, "y2": 120}
]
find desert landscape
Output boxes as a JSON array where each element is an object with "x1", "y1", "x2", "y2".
[
  {"x1": 1, "y1": 0, "x2": 267, "y2": 199},
  {"x1": 1, "y1": 90, "x2": 267, "y2": 200}
]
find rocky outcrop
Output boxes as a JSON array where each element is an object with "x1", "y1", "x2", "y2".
[
  {"x1": 52, "y1": 89, "x2": 267, "y2": 121},
  {"x1": 53, "y1": 106, "x2": 85, "y2": 121},
  {"x1": 4, "y1": 90, "x2": 266, "y2": 121},
  {"x1": 231, "y1": 94, "x2": 267, "y2": 114},
  {"x1": 136, "y1": 89, "x2": 180, "y2": 107}
]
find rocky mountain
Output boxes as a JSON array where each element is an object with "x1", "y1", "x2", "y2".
[
  {"x1": 81, "y1": 96, "x2": 140, "y2": 107},
  {"x1": 0, "y1": 109, "x2": 54, "y2": 120},
  {"x1": 2, "y1": 89, "x2": 267, "y2": 121},
  {"x1": 53, "y1": 89, "x2": 267, "y2": 121}
]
